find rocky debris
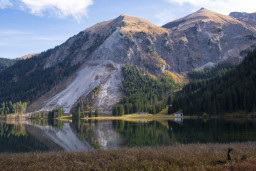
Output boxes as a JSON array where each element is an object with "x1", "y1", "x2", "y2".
[
  {"x1": 31, "y1": 8, "x2": 256, "y2": 112},
  {"x1": 42, "y1": 60, "x2": 123, "y2": 113}
]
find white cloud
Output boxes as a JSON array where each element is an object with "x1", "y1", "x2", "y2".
[
  {"x1": 165, "y1": 0, "x2": 256, "y2": 14},
  {"x1": 0, "y1": 0, "x2": 93, "y2": 21},
  {"x1": 0, "y1": 0, "x2": 12, "y2": 9},
  {"x1": 20, "y1": 0, "x2": 93, "y2": 21}
]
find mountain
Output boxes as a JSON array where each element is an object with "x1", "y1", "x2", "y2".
[
  {"x1": 0, "y1": 58, "x2": 16, "y2": 72},
  {"x1": 0, "y1": 8, "x2": 256, "y2": 114},
  {"x1": 0, "y1": 54, "x2": 39, "y2": 72},
  {"x1": 17, "y1": 53, "x2": 40, "y2": 60},
  {"x1": 163, "y1": 8, "x2": 256, "y2": 69},
  {"x1": 169, "y1": 48, "x2": 256, "y2": 115},
  {"x1": 229, "y1": 12, "x2": 256, "y2": 27}
]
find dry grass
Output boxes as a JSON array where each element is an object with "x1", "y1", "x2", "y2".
[
  {"x1": 158, "y1": 107, "x2": 169, "y2": 114},
  {"x1": 83, "y1": 114, "x2": 189, "y2": 122},
  {"x1": 0, "y1": 142, "x2": 256, "y2": 170}
]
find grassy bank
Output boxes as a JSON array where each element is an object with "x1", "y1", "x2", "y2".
[
  {"x1": 83, "y1": 114, "x2": 191, "y2": 122},
  {"x1": 0, "y1": 142, "x2": 256, "y2": 170}
]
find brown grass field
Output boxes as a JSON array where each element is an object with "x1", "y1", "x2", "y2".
[{"x1": 0, "y1": 142, "x2": 256, "y2": 170}]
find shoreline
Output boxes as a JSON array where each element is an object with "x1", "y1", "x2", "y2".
[
  {"x1": 2, "y1": 112, "x2": 256, "y2": 122},
  {"x1": 82, "y1": 114, "x2": 192, "y2": 122},
  {"x1": 0, "y1": 142, "x2": 255, "y2": 170}
]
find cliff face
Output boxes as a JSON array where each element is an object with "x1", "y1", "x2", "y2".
[{"x1": 6, "y1": 8, "x2": 256, "y2": 113}]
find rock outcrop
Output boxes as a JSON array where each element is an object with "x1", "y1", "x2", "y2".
[
  {"x1": 8, "y1": 8, "x2": 256, "y2": 113},
  {"x1": 229, "y1": 11, "x2": 256, "y2": 27}
]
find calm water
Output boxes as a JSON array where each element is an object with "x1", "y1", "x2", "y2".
[{"x1": 0, "y1": 118, "x2": 256, "y2": 153}]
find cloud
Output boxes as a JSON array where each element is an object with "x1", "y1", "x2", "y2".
[
  {"x1": 0, "y1": 0, "x2": 12, "y2": 9},
  {"x1": 20, "y1": 0, "x2": 93, "y2": 21},
  {"x1": 165, "y1": 0, "x2": 256, "y2": 14},
  {"x1": 0, "y1": 0, "x2": 93, "y2": 21}
]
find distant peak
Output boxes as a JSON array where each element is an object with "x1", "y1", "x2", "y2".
[
  {"x1": 163, "y1": 8, "x2": 241, "y2": 29},
  {"x1": 120, "y1": 14, "x2": 132, "y2": 17},
  {"x1": 118, "y1": 14, "x2": 145, "y2": 21},
  {"x1": 195, "y1": 7, "x2": 214, "y2": 14}
]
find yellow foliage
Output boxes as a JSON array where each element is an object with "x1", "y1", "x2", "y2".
[
  {"x1": 164, "y1": 70, "x2": 185, "y2": 83},
  {"x1": 157, "y1": 57, "x2": 167, "y2": 65},
  {"x1": 149, "y1": 74, "x2": 157, "y2": 80},
  {"x1": 164, "y1": 70, "x2": 179, "y2": 83}
]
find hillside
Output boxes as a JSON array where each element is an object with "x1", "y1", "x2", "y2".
[
  {"x1": 169, "y1": 48, "x2": 256, "y2": 115},
  {"x1": 0, "y1": 58, "x2": 16, "y2": 72},
  {"x1": 0, "y1": 8, "x2": 256, "y2": 114},
  {"x1": 163, "y1": 8, "x2": 256, "y2": 71},
  {"x1": 230, "y1": 12, "x2": 256, "y2": 28}
]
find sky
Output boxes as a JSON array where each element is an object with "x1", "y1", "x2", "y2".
[{"x1": 1, "y1": 0, "x2": 256, "y2": 59}]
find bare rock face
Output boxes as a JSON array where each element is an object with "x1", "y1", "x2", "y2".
[
  {"x1": 230, "y1": 12, "x2": 256, "y2": 27},
  {"x1": 163, "y1": 8, "x2": 256, "y2": 71},
  {"x1": 33, "y1": 8, "x2": 256, "y2": 113}
]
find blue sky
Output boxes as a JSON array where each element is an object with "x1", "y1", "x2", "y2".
[{"x1": 1, "y1": 0, "x2": 256, "y2": 59}]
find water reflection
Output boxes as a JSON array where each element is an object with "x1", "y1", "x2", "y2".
[{"x1": 0, "y1": 118, "x2": 256, "y2": 153}]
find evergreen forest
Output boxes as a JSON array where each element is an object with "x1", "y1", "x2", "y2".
[
  {"x1": 112, "y1": 65, "x2": 176, "y2": 115},
  {"x1": 168, "y1": 49, "x2": 256, "y2": 115}
]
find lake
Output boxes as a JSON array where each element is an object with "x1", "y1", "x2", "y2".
[{"x1": 0, "y1": 118, "x2": 256, "y2": 153}]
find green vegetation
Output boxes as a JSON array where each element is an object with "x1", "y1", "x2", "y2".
[
  {"x1": 0, "y1": 101, "x2": 28, "y2": 115},
  {"x1": 0, "y1": 58, "x2": 16, "y2": 72},
  {"x1": 72, "y1": 85, "x2": 102, "y2": 119},
  {"x1": 48, "y1": 108, "x2": 64, "y2": 119},
  {"x1": 94, "y1": 108, "x2": 99, "y2": 117},
  {"x1": 48, "y1": 119, "x2": 64, "y2": 129},
  {"x1": 169, "y1": 49, "x2": 256, "y2": 115},
  {"x1": 30, "y1": 111, "x2": 46, "y2": 119},
  {"x1": 0, "y1": 123, "x2": 49, "y2": 153},
  {"x1": 73, "y1": 99, "x2": 100, "y2": 120},
  {"x1": 0, "y1": 50, "x2": 81, "y2": 104},
  {"x1": 0, "y1": 142, "x2": 255, "y2": 170},
  {"x1": 113, "y1": 120, "x2": 171, "y2": 146},
  {"x1": 187, "y1": 63, "x2": 234, "y2": 81},
  {"x1": 47, "y1": 108, "x2": 65, "y2": 128},
  {"x1": 113, "y1": 65, "x2": 176, "y2": 115},
  {"x1": 0, "y1": 32, "x2": 107, "y2": 104}
]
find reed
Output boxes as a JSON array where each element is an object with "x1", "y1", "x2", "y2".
[{"x1": 0, "y1": 142, "x2": 255, "y2": 170}]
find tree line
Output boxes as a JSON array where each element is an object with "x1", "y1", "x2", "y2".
[
  {"x1": 168, "y1": 48, "x2": 256, "y2": 115},
  {"x1": 0, "y1": 101, "x2": 28, "y2": 115},
  {"x1": 112, "y1": 65, "x2": 175, "y2": 116},
  {"x1": 72, "y1": 98, "x2": 99, "y2": 119}
]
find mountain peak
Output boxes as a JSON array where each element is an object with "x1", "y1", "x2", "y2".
[
  {"x1": 117, "y1": 14, "x2": 168, "y2": 34},
  {"x1": 163, "y1": 8, "x2": 242, "y2": 29},
  {"x1": 86, "y1": 14, "x2": 167, "y2": 35}
]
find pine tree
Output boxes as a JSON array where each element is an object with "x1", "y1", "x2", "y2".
[
  {"x1": 95, "y1": 108, "x2": 99, "y2": 117},
  {"x1": 89, "y1": 110, "x2": 92, "y2": 117}
]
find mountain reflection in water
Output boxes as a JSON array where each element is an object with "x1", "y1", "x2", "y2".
[{"x1": 0, "y1": 118, "x2": 256, "y2": 153}]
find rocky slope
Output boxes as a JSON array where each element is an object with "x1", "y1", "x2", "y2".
[
  {"x1": 2, "y1": 8, "x2": 256, "y2": 113},
  {"x1": 163, "y1": 8, "x2": 256, "y2": 71},
  {"x1": 229, "y1": 12, "x2": 256, "y2": 27}
]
